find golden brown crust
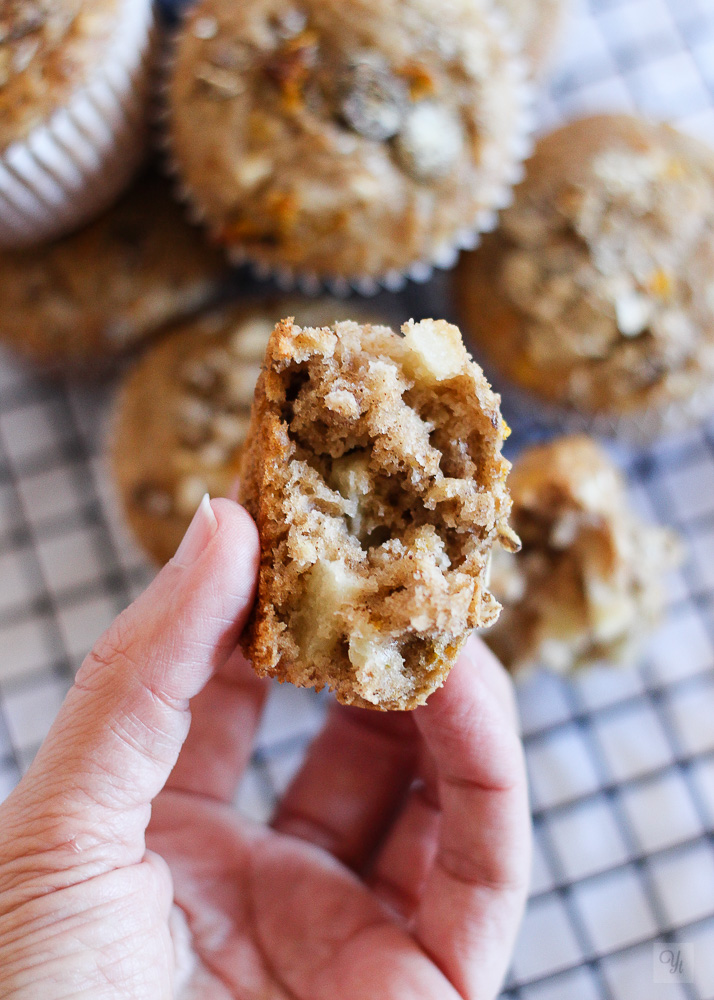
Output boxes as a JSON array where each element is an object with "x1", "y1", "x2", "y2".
[
  {"x1": 112, "y1": 298, "x2": 391, "y2": 565},
  {"x1": 0, "y1": 0, "x2": 121, "y2": 150},
  {"x1": 486, "y1": 434, "x2": 681, "y2": 673},
  {"x1": 167, "y1": 0, "x2": 527, "y2": 280},
  {"x1": 0, "y1": 171, "x2": 226, "y2": 372},
  {"x1": 239, "y1": 316, "x2": 517, "y2": 710},
  {"x1": 455, "y1": 114, "x2": 714, "y2": 426}
]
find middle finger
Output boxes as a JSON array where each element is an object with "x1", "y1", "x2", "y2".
[{"x1": 272, "y1": 702, "x2": 418, "y2": 869}]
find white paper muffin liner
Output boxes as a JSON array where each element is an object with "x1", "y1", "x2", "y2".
[
  {"x1": 157, "y1": 3, "x2": 535, "y2": 297},
  {"x1": 0, "y1": 0, "x2": 156, "y2": 250}
]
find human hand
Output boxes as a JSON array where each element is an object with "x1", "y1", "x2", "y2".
[{"x1": 0, "y1": 496, "x2": 531, "y2": 999}]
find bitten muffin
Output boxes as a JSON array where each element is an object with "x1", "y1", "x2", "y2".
[
  {"x1": 455, "y1": 115, "x2": 714, "y2": 436},
  {"x1": 0, "y1": 0, "x2": 155, "y2": 247},
  {"x1": 112, "y1": 299, "x2": 389, "y2": 564},
  {"x1": 238, "y1": 316, "x2": 519, "y2": 710},
  {"x1": 165, "y1": 0, "x2": 531, "y2": 288},
  {"x1": 486, "y1": 435, "x2": 681, "y2": 673},
  {"x1": 499, "y1": 0, "x2": 569, "y2": 75},
  {"x1": 0, "y1": 171, "x2": 227, "y2": 372}
]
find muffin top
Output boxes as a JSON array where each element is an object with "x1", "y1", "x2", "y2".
[
  {"x1": 487, "y1": 434, "x2": 680, "y2": 673},
  {"x1": 458, "y1": 115, "x2": 714, "y2": 423},
  {"x1": 0, "y1": 170, "x2": 227, "y2": 370},
  {"x1": 0, "y1": 0, "x2": 122, "y2": 150},
  {"x1": 168, "y1": 0, "x2": 529, "y2": 281}
]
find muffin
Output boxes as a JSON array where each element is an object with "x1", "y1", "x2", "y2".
[
  {"x1": 455, "y1": 115, "x2": 714, "y2": 438},
  {"x1": 164, "y1": 0, "x2": 533, "y2": 291},
  {"x1": 486, "y1": 435, "x2": 681, "y2": 674},
  {"x1": 238, "y1": 316, "x2": 519, "y2": 710},
  {"x1": 0, "y1": 0, "x2": 156, "y2": 248},
  {"x1": 499, "y1": 0, "x2": 569, "y2": 75},
  {"x1": 0, "y1": 170, "x2": 227, "y2": 372},
  {"x1": 112, "y1": 298, "x2": 393, "y2": 565}
]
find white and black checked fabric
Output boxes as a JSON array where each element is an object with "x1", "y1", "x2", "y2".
[{"x1": 1, "y1": 0, "x2": 714, "y2": 996}]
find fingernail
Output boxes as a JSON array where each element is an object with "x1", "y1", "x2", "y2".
[{"x1": 173, "y1": 494, "x2": 218, "y2": 568}]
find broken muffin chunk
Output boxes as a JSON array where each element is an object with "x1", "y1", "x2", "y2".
[
  {"x1": 486, "y1": 435, "x2": 681, "y2": 674},
  {"x1": 238, "y1": 317, "x2": 518, "y2": 710}
]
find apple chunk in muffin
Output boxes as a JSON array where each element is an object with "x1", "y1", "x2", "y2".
[{"x1": 239, "y1": 317, "x2": 518, "y2": 709}]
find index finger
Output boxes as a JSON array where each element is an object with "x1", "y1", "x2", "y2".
[{"x1": 412, "y1": 641, "x2": 531, "y2": 1000}]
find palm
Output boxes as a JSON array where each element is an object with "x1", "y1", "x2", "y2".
[
  {"x1": 139, "y1": 641, "x2": 530, "y2": 1000},
  {"x1": 150, "y1": 791, "x2": 453, "y2": 999},
  {"x1": 0, "y1": 643, "x2": 528, "y2": 1000}
]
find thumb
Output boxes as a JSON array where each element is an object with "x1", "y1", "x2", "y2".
[{"x1": 0, "y1": 496, "x2": 258, "y2": 884}]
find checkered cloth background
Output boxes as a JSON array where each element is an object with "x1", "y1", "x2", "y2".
[{"x1": 1, "y1": 0, "x2": 714, "y2": 996}]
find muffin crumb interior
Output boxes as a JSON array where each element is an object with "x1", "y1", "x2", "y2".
[{"x1": 241, "y1": 317, "x2": 517, "y2": 709}]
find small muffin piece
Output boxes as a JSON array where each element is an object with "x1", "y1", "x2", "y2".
[
  {"x1": 455, "y1": 115, "x2": 714, "y2": 435},
  {"x1": 0, "y1": 171, "x2": 227, "y2": 372},
  {"x1": 238, "y1": 317, "x2": 518, "y2": 710},
  {"x1": 166, "y1": 0, "x2": 531, "y2": 285},
  {"x1": 486, "y1": 435, "x2": 681, "y2": 673},
  {"x1": 0, "y1": 0, "x2": 155, "y2": 247},
  {"x1": 112, "y1": 299, "x2": 388, "y2": 564},
  {"x1": 499, "y1": 0, "x2": 569, "y2": 75}
]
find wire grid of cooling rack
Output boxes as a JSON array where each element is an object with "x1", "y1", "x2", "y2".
[{"x1": 1, "y1": 0, "x2": 714, "y2": 996}]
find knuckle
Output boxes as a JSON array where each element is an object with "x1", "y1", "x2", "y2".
[
  {"x1": 75, "y1": 614, "x2": 137, "y2": 690},
  {"x1": 438, "y1": 845, "x2": 527, "y2": 895}
]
